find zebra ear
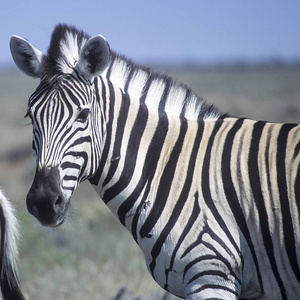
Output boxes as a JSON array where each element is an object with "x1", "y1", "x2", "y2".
[
  {"x1": 10, "y1": 35, "x2": 44, "y2": 78},
  {"x1": 76, "y1": 35, "x2": 110, "y2": 80}
]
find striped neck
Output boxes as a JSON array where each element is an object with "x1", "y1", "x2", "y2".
[{"x1": 90, "y1": 54, "x2": 224, "y2": 234}]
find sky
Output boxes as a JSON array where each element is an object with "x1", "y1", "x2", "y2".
[{"x1": 1, "y1": 0, "x2": 300, "y2": 68}]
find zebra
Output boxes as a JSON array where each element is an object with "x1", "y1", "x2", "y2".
[
  {"x1": 9, "y1": 24, "x2": 300, "y2": 299},
  {"x1": 0, "y1": 189, "x2": 24, "y2": 300}
]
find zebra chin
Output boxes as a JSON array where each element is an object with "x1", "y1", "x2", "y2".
[{"x1": 26, "y1": 166, "x2": 71, "y2": 227}]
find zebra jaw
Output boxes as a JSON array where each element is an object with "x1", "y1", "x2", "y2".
[{"x1": 26, "y1": 167, "x2": 71, "y2": 227}]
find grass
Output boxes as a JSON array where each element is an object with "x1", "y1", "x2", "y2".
[{"x1": 0, "y1": 65, "x2": 299, "y2": 299}]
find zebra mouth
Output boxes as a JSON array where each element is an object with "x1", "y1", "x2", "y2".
[
  {"x1": 48, "y1": 204, "x2": 68, "y2": 227},
  {"x1": 36, "y1": 200, "x2": 70, "y2": 227},
  {"x1": 56, "y1": 213, "x2": 68, "y2": 227},
  {"x1": 49, "y1": 197, "x2": 71, "y2": 227},
  {"x1": 51, "y1": 195, "x2": 71, "y2": 226},
  {"x1": 35, "y1": 207, "x2": 69, "y2": 227},
  {"x1": 26, "y1": 167, "x2": 73, "y2": 227},
  {"x1": 27, "y1": 192, "x2": 71, "y2": 227}
]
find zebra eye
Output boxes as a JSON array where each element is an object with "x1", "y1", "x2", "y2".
[{"x1": 76, "y1": 108, "x2": 90, "y2": 122}]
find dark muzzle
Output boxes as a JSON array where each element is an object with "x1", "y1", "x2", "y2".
[{"x1": 26, "y1": 167, "x2": 69, "y2": 226}]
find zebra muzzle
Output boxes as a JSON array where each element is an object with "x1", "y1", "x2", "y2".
[{"x1": 26, "y1": 166, "x2": 70, "y2": 227}]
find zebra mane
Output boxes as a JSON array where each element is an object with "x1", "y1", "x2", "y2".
[
  {"x1": 43, "y1": 24, "x2": 224, "y2": 121},
  {"x1": 106, "y1": 53, "x2": 223, "y2": 120}
]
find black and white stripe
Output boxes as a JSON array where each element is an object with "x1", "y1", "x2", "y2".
[
  {"x1": 0, "y1": 189, "x2": 24, "y2": 300},
  {"x1": 10, "y1": 24, "x2": 300, "y2": 299}
]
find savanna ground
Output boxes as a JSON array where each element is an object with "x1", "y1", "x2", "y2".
[{"x1": 0, "y1": 63, "x2": 299, "y2": 299}]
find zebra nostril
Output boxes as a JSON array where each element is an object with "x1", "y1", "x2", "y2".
[{"x1": 55, "y1": 196, "x2": 63, "y2": 210}]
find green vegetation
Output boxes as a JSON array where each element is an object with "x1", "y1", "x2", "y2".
[{"x1": 0, "y1": 65, "x2": 299, "y2": 299}]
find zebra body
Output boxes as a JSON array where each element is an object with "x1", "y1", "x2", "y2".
[{"x1": 10, "y1": 24, "x2": 300, "y2": 299}]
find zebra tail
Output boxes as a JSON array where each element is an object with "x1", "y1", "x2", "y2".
[{"x1": 0, "y1": 190, "x2": 25, "y2": 300}]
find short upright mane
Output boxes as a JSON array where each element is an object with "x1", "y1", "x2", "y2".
[
  {"x1": 106, "y1": 52, "x2": 223, "y2": 120},
  {"x1": 43, "y1": 24, "x2": 90, "y2": 81},
  {"x1": 43, "y1": 24, "x2": 224, "y2": 121}
]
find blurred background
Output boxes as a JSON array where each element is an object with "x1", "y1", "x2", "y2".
[{"x1": 0, "y1": 1, "x2": 300, "y2": 299}]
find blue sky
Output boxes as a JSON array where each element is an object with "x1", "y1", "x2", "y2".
[{"x1": 1, "y1": 0, "x2": 300, "y2": 68}]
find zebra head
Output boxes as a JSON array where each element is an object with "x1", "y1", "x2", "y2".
[{"x1": 10, "y1": 25, "x2": 111, "y2": 226}]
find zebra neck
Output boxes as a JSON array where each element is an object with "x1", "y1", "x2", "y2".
[
  {"x1": 94, "y1": 84, "x2": 186, "y2": 225},
  {"x1": 90, "y1": 53, "x2": 222, "y2": 230}
]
